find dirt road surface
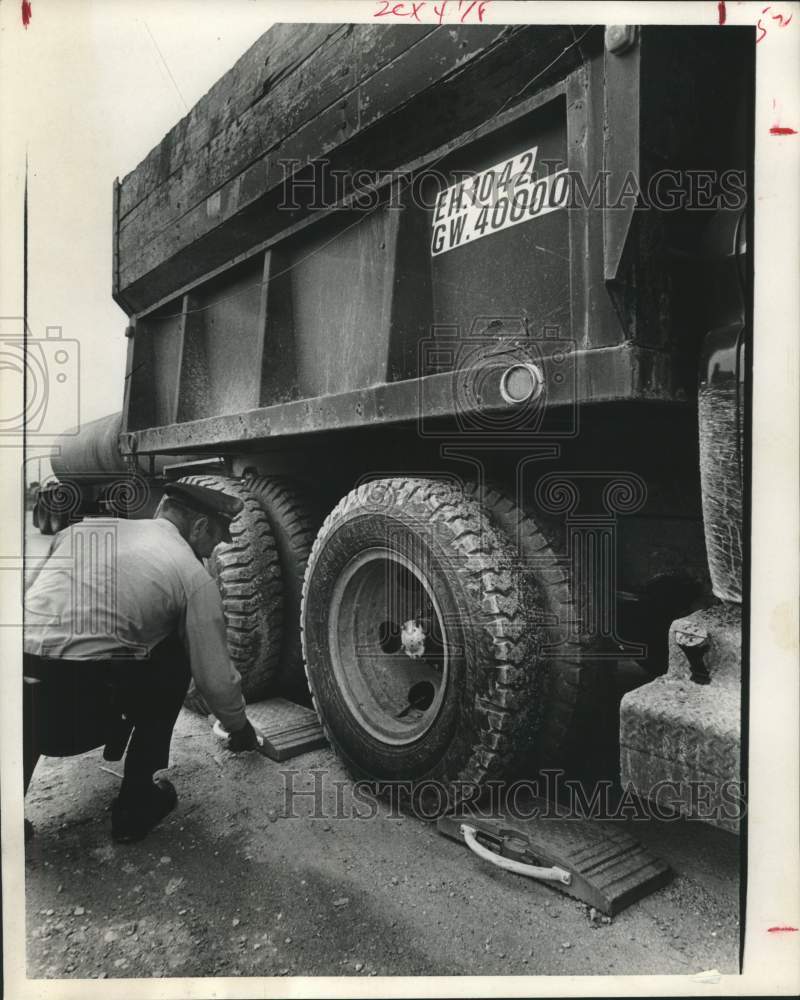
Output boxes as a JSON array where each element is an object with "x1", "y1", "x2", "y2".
[
  {"x1": 24, "y1": 717, "x2": 741, "y2": 982},
  {"x1": 22, "y1": 516, "x2": 741, "y2": 984}
]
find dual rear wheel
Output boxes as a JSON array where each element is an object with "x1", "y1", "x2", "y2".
[
  {"x1": 301, "y1": 478, "x2": 538, "y2": 788},
  {"x1": 187, "y1": 473, "x2": 607, "y2": 793},
  {"x1": 178, "y1": 473, "x2": 317, "y2": 705}
]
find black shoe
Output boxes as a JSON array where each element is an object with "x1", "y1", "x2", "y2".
[{"x1": 111, "y1": 778, "x2": 177, "y2": 843}]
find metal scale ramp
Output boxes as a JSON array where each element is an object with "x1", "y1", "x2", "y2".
[
  {"x1": 438, "y1": 796, "x2": 671, "y2": 916},
  {"x1": 197, "y1": 696, "x2": 669, "y2": 914},
  {"x1": 245, "y1": 698, "x2": 328, "y2": 761},
  {"x1": 207, "y1": 697, "x2": 328, "y2": 761}
]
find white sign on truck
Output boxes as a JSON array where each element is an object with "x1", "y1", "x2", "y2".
[{"x1": 431, "y1": 146, "x2": 569, "y2": 256}]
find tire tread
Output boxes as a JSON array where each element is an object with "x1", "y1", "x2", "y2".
[
  {"x1": 301, "y1": 477, "x2": 542, "y2": 793},
  {"x1": 179, "y1": 474, "x2": 283, "y2": 698}
]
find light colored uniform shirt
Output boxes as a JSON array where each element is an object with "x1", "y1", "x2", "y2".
[{"x1": 24, "y1": 517, "x2": 247, "y2": 733}]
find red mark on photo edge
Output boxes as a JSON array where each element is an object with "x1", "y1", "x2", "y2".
[
  {"x1": 718, "y1": 1, "x2": 727, "y2": 25},
  {"x1": 770, "y1": 125, "x2": 798, "y2": 135},
  {"x1": 22, "y1": 0, "x2": 32, "y2": 28},
  {"x1": 768, "y1": 925, "x2": 799, "y2": 932}
]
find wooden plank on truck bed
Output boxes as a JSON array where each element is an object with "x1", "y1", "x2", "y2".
[
  {"x1": 116, "y1": 24, "x2": 434, "y2": 298},
  {"x1": 119, "y1": 25, "x2": 434, "y2": 238},
  {"x1": 115, "y1": 24, "x2": 593, "y2": 312},
  {"x1": 118, "y1": 24, "x2": 345, "y2": 219}
]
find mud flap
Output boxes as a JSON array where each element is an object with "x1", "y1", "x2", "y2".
[{"x1": 438, "y1": 799, "x2": 671, "y2": 915}]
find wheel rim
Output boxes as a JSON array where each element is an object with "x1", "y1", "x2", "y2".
[{"x1": 328, "y1": 546, "x2": 450, "y2": 746}]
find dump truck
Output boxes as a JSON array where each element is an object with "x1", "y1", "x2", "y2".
[{"x1": 54, "y1": 23, "x2": 751, "y2": 819}]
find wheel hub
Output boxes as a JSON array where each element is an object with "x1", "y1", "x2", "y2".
[
  {"x1": 400, "y1": 619, "x2": 426, "y2": 659},
  {"x1": 328, "y1": 548, "x2": 449, "y2": 746}
]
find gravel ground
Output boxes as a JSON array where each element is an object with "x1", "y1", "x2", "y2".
[{"x1": 23, "y1": 707, "x2": 741, "y2": 983}]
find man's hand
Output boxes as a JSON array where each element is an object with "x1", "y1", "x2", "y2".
[{"x1": 226, "y1": 719, "x2": 264, "y2": 753}]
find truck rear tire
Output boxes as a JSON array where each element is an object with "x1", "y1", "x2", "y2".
[
  {"x1": 463, "y1": 481, "x2": 613, "y2": 776},
  {"x1": 245, "y1": 476, "x2": 320, "y2": 698},
  {"x1": 179, "y1": 475, "x2": 284, "y2": 700},
  {"x1": 301, "y1": 477, "x2": 538, "y2": 797}
]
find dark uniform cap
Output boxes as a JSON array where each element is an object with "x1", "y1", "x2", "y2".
[{"x1": 162, "y1": 482, "x2": 243, "y2": 542}]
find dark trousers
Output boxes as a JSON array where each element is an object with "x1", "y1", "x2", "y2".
[{"x1": 23, "y1": 634, "x2": 191, "y2": 803}]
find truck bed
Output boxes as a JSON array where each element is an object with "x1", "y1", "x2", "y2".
[
  {"x1": 113, "y1": 23, "x2": 586, "y2": 313},
  {"x1": 115, "y1": 24, "x2": 751, "y2": 455}
]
